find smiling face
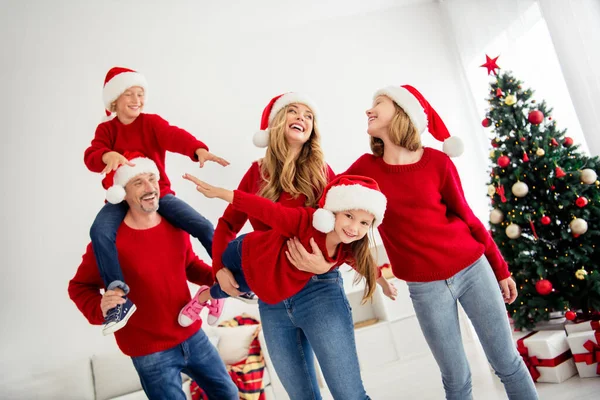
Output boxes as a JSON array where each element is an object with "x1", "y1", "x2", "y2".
[
  {"x1": 113, "y1": 86, "x2": 145, "y2": 123},
  {"x1": 283, "y1": 103, "x2": 314, "y2": 148},
  {"x1": 366, "y1": 95, "x2": 397, "y2": 139},
  {"x1": 124, "y1": 172, "x2": 160, "y2": 213},
  {"x1": 332, "y1": 209, "x2": 375, "y2": 244}
]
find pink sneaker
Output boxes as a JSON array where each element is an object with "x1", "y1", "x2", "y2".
[
  {"x1": 205, "y1": 297, "x2": 225, "y2": 326},
  {"x1": 178, "y1": 286, "x2": 209, "y2": 327}
]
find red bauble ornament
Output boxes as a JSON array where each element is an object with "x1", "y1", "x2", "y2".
[
  {"x1": 482, "y1": 118, "x2": 491, "y2": 127},
  {"x1": 551, "y1": 185, "x2": 556, "y2": 190},
  {"x1": 496, "y1": 88, "x2": 504, "y2": 97},
  {"x1": 535, "y1": 279, "x2": 553, "y2": 295},
  {"x1": 555, "y1": 167, "x2": 566, "y2": 178},
  {"x1": 551, "y1": 138, "x2": 559, "y2": 147},
  {"x1": 576, "y1": 196, "x2": 588, "y2": 208},
  {"x1": 563, "y1": 137, "x2": 574, "y2": 147},
  {"x1": 528, "y1": 110, "x2": 544, "y2": 124},
  {"x1": 520, "y1": 137, "x2": 526, "y2": 142},
  {"x1": 497, "y1": 155, "x2": 510, "y2": 168},
  {"x1": 541, "y1": 215, "x2": 551, "y2": 225},
  {"x1": 522, "y1": 152, "x2": 529, "y2": 162},
  {"x1": 491, "y1": 139, "x2": 499, "y2": 148},
  {"x1": 565, "y1": 311, "x2": 576, "y2": 321}
]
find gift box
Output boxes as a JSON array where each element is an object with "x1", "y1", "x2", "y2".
[
  {"x1": 565, "y1": 320, "x2": 600, "y2": 335},
  {"x1": 566, "y1": 330, "x2": 600, "y2": 378},
  {"x1": 514, "y1": 330, "x2": 577, "y2": 383}
]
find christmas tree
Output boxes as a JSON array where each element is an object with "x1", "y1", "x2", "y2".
[{"x1": 481, "y1": 56, "x2": 600, "y2": 329}]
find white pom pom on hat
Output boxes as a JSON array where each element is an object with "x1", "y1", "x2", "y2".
[
  {"x1": 252, "y1": 93, "x2": 319, "y2": 148},
  {"x1": 373, "y1": 85, "x2": 464, "y2": 157}
]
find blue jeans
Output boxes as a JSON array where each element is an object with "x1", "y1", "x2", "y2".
[
  {"x1": 259, "y1": 270, "x2": 369, "y2": 400},
  {"x1": 90, "y1": 194, "x2": 215, "y2": 292},
  {"x1": 407, "y1": 256, "x2": 538, "y2": 400},
  {"x1": 209, "y1": 234, "x2": 251, "y2": 299},
  {"x1": 131, "y1": 329, "x2": 238, "y2": 400}
]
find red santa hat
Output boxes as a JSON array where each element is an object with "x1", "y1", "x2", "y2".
[
  {"x1": 102, "y1": 151, "x2": 160, "y2": 204},
  {"x1": 312, "y1": 175, "x2": 387, "y2": 233},
  {"x1": 253, "y1": 92, "x2": 319, "y2": 148},
  {"x1": 373, "y1": 85, "x2": 464, "y2": 157},
  {"x1": 103, "y1": 67, "x2": 148, "y2": 117}
]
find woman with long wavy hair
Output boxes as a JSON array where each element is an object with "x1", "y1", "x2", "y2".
[{"x1": 205, "y1": 93, "x2": 379, "y2": 400}]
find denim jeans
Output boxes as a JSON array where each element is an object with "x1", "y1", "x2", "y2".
[
  {"x1": 258, "y1": 269, "x2": 370, "y2": 400},
  {"x1": 407, "y1": 256, "x2": 538, "y2": 400},
  {"x1": 90, "y1": 194, "x2": 215, "y2": 292},
  {"x1": 209, "y1": 234, "x2": 251, "y2": 299},
  {"x1": 131, "y1": 329, "x2": 238, "y2": 400}
]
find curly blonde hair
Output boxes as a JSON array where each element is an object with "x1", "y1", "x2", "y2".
[
  {"x1": 370, "y1": 101, "x2": 421, "y2": 157},
  {"x1": 258, "y1": 104, "x2": 329, "y2": 207}
]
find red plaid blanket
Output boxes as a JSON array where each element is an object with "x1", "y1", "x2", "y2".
[{"x1": 191, "y1": 314, "x2": 265, "y2": 400}]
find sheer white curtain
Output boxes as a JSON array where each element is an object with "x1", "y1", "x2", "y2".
[{"x1": 440, "y1": 0, "x2": 590, "y2": 155}]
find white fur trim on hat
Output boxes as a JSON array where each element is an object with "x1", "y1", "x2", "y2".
[
  {"x1": 374, "y1": 86, "x2": 427, "y2": 133},
  {"x1": 317, "y1": 184, "x2": 387, "y2": 231},
  {"x1": 103, "y1": 71, "x2": 148, "y2": 111},
  {"x1": 105, "y1": 157, "x2": 160, "y2": 203},
  {"x1": 312, "y1": 208, "x2": 336, "y2": 233},
  {"x1": 269, "y1": 93, "x2": 319, "y2": 125},
  {"x1": 443, "y1": 136, "x2": 464, "y2": 157},
  {"x1": 253, "y1": 129, "x2": 270, "y2": 148}
]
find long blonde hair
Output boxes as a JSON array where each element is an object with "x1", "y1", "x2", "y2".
[
  {"x1": 258, "y1": 105, "x2": 328, "y2": 207},
  {"x1": 371, "y1": 102, "x2": 421, "y2": 157},
  {"x1": 349, "y1": 225, "x2": 378, "y2": 303}
]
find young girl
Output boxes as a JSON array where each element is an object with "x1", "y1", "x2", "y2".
[
  {"x1": 340, "y1": 85, "x2": 538, "y2": 399},
  {"x1": 84, "y1": 67, "x2": 229, "y2": 336},
  {"x1": 198, "y1": 92, "x2": 390, "y2": 400},
  {"x1": 179, "y1": 173, "x2": 394, "y2": 325}
]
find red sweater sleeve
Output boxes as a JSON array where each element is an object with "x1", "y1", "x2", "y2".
[
  {"x1": 149, "y1": 114, "x2": 208, "y2": 161},
  {"x1": 68, "y1": 244, "x2": 105, "y2": 325},
  {"x1": 440, "y1": 157, "x2": 510, "y2": 281},
  {"x1": 326, "y1": 164, "x2": 336, "y2": 182},
  {"x1": 232, "y1": 190, "x2": 307, "y2": 237},
  {"x1": 183, "y1": 236, "x2": 215, "y2": 286},
  {"x1": 211, "y1": 166, "x2": 256, "y2": 274},
  {"x1": 84, "y1": 123, "x2": 114, "y2": 173}
]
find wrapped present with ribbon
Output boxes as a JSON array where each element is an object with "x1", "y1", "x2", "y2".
[
  {"x1": 565, "y1": 319, "x2": 600, "y2": 335},
  {"x1": 566, "y1": 330, "x2": 600, "y2": 378},
  {"x1": 514, "y1": 330, "x2": 577, "y2": 383}
]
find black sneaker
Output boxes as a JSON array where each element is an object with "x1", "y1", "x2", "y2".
[
  {"x1": 102, "y1": 297, "x2": 137, "y2": 336},
  {"x1": 235, "y1": 291, "x2": 258, "y2": 304}
]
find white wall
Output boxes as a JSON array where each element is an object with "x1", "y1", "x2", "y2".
[{"x1": 0, "y1": 0, "x2": 485, "y2": 392}]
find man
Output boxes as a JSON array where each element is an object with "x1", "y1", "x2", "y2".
[{"x1": 68, "y1": 155, "x2": 238, "y2": 399}]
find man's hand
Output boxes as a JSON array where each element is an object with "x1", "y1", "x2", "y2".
[
  {"x1": 195, "y1": 148, "x2": 230, "y2": 168},
  {"x1": 101, "y1": 151, "x2": 135, "y2": 174},
  {"x1": 285, "y1": 237, "x2": 334, "y2": 274},
  {"x1": 499, "y1": 277, "x2": 518, "y2": 304},
  {"x1": 100, "y1": 289, "x2": 126, "y2": 317},
  {"x1": 216, "y1": 268, "x2": 241, "y2": 297}
]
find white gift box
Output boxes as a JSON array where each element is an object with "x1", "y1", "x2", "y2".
[
  {"x1": 566, "y1": 330, "x2": 600, "y2": 378},
  {"x1": 513, "y1": 330, "x2": 577, "y2": 383},
  {"x1": 565, "y1": 320, "x2": 600, "y2": 335}
]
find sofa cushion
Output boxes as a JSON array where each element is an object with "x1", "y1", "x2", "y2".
[
  {"x1": 92, "y1": 352, "x2": 143, "y2": 400},
  {"x1": 212, "y1": 324, "x2": 260, "y2": 365}
]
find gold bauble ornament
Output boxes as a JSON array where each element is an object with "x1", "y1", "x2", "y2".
[
  {"x1": 487, "y1": 184, "x2": 496, "y2": 197},
  {"x1": 575, "y1": 268, "x2": 588, "y2": 280},
  {"x1": 512, "y1": 181, "x2": 529, "y2": 197},
  {"x1": 506, "y1": 223, "x2": 522, "y2": 239},
  {"x1": 490, "y1": 209, "x2": 504, "y2": 224},
  {"x1": 504, "y1": 94, "x2": 517, "y2": 106},
  {"x1": 536, "y1": 148, "x2": 545, "y2": 157},
  {"x1": 570, "y1": 218, "x2": 588, "y2": 235},
  {"x1": 580, "y1": 169, "x2": 597, "y2": 185}
]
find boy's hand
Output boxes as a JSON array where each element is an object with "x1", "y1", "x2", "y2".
[
  {"x1": 195, "y1": 148, "x2": 230, "y2": 168},
  {"x1": 183, "y1": 173, "x2": 233, "y2": 203},
  {"x1": 101, "y1": 151, "x2": 135, "y2": 174}
]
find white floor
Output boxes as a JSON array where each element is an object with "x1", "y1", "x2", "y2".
[{"x1": 321, "y1": 341, "x2": 600, "y2": 400}]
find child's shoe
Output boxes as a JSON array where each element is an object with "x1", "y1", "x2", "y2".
[
  {"x1": 205, "y1": 298, "x2": 225, "y2": 326},
  {"x1": 178, "y1": 286, "x2": 209, "y2": 327},
  {"x1": 103, "y1": 297, "x2": 137, "y2": 336},
  {"x1": 235, "y1": 291, "x2": 258, "y2": 304}
]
